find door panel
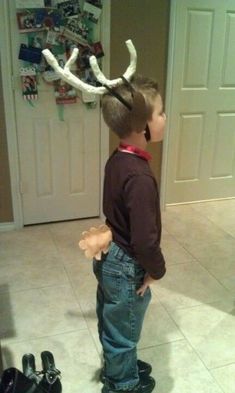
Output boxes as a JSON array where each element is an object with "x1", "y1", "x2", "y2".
[
  {"x1": 222, "y1": 12, "x2": 235, "y2": 87},
  {"x1": 175, "y1": 114, "x2": 204, "y2": 181},
  {"x1": 18, "y1": 102, "x2": 100, "y2": 224},
  {"x1": 183, "y1": 9, "x2": 213, "y2": 88},
  {"x1": 9, "y1": 2, "x2": 100, "y2": 224},
  {"x1": 166, "y1": 0, "x2": 235, "y2": 203}
]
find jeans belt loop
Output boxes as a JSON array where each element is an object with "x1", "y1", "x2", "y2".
[{"x1": 116, "y1": 246, "x2": 124, "y2": 261}]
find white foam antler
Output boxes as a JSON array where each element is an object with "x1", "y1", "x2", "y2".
[
  {"x1": 42, "y1": 39, "x2": 137, "y2": 95},
  {"x1": 42, "y1": 48, "x2": 106, "y2": 94},
  {"x1": 89, "y1": 40, "x2": 137, "y2": 87}
]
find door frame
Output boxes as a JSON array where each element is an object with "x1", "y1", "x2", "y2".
[
  {"x1": 160, "y1": 0, "x2": 176, "y2": 210},
  {"x1": 0, "y1": 0, "x2": 110, "y2": 228}
]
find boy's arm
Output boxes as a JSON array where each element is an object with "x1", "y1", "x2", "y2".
[{"x1": 124, "y1": 174, "x2": 166, "y2": 280}]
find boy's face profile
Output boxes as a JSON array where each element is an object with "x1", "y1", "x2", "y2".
[{"x1": 148, "y1": 94, "x2": 166, "y2": 142}]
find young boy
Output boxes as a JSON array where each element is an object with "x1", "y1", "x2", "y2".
[{"x1": 93, "y1": 75, "x2": 166, "y2": 393}]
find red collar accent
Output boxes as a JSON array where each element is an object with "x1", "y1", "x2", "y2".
[{"x1": 118, "y1": 143, "x2": 152, "y2": 161}]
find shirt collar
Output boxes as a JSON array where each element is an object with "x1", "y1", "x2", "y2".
[{"x1": 118, "y1": 143, "x2": 152, "y2": 161}]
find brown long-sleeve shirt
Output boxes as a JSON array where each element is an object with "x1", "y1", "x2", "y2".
[{"x1": 103, "y1": 149, "x2": 166, "y2": 280}]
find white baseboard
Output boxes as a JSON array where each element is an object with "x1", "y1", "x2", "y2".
[
  {"x1": 0, "y1": 222, "x2": 16, "y2": 232},
  {"x1": 165, "y1": 196, "x2": 235, "y2": 207}
]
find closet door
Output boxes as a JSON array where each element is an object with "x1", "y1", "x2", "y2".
[
  {"x1": 9, "y1": 1, "x2": 101, "y2": 224},
  {"x1": 165, "y1": 0, "x2": 235, "y2": 203}
]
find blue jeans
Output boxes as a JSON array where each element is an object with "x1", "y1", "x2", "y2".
[{"x1": 93, "y1": 242, "x2": 151, "y2": 391}]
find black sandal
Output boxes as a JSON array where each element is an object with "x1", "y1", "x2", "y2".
[
  {"x1": 39, "y1": 351, "x2": 62, "y2": 393},
  {"x1": 22, "y1": 353, "x2": 40, "y2": 384}
]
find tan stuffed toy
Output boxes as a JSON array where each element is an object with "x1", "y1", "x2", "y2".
[{"x1": 78, "y1": 224, "x2": 112, "y2": 260}]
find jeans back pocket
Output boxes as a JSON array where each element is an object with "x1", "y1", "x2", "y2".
[{"x1": 94, "y1": 260, "x2": 122, "y2": 303}]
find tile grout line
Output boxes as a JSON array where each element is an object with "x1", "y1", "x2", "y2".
[
  {"x1": 161, "y1": 224, "x2": 234, "y2": 297},
  {"x1": 48, "y1": 226, "x2": 103, "y2": 360},
  {"x1": 153, "y1": 281, "x2": 234, "y2": 393},
  {"x1": 209, "y1": 361, "x2": 235, "y2": 371},
  {"x1": 154, "y1": 297, "x2": 227, "y2": 393}
]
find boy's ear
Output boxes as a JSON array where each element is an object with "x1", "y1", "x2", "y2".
[{"x1": 131, "y1": 92, "x2": 148, "y2": 133}]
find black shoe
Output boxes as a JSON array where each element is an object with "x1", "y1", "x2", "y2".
[
  {"x1": 137, "y1": 360, "x2": 152, "y2": 377},
  {"x1": 0, "y1": 367, "x2": 42, "y2": 393},
  {"x1": 100, "y1": 359, "x2": 152, "y2": 384},
  {"x1": 39, "y1": 351, "x2": 62, "y2": 393},
  {"x1": 102, "y1": 375, "x2": 155, "y2": 393},
  {"x1": 22, "y1": 353, "x2": 39, "y2": 384}
]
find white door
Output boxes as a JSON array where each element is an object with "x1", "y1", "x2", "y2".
[
  {"x1": 8, "y1": 2, "x2": 101, "y2": 224},
  {"x1": 164, "y1": 0, "x2": 235, "y2": 204}
]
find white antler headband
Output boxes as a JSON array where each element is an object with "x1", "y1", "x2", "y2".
[{"x1": 42, "y1": 39, "x2": 137, "y2": 95}]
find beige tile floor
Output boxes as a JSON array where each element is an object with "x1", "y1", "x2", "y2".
[{"x1": 0, "y1": 200, "x2": 235, "y2": 393}]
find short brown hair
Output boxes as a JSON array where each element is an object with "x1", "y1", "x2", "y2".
[{"x1": 101, "y1": 75, "x2": 159, "y2": 138}]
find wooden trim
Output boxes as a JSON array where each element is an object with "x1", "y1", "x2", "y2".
[
  {"x1": 160, "y1": 0, "x2": 177, "y2": 210},
  {"x1": 166, "y1": 196, "x2": 235, "y2": 207},
  {"x1": 0, "y1": 1, "x2": 23, "y2": 228},
  {"x1": 100, "y1": 1, "x2": 110, "y2": 219},
  {"x1": 0, "y1": 222, "x2": 16, "y2": 232},
  {"x1": 0, "y1": 342, "x2": 3, "y2": 374}
]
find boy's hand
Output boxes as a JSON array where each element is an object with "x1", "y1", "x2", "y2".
[{"x1": 136, "y1": 273, "x2": 155, "y2": 296}]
